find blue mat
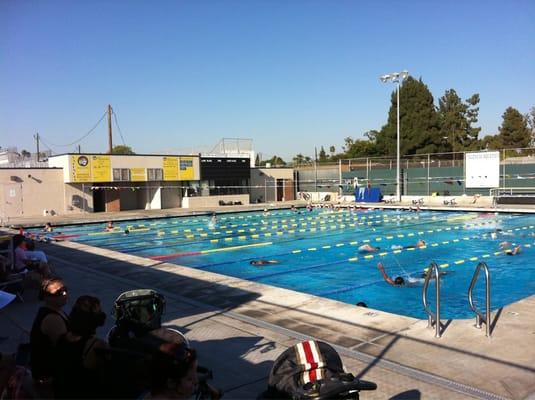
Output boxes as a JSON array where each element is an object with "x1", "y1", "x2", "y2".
[{"x1": 355, "y1": 187, "x2": 382, "y2": 202}]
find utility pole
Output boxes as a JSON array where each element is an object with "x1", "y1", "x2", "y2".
[
  {"x1": 77, "y1": 144, "x2": 81, "y2": 154},
  {"x1": 34, "y1": 132, "x2": 40, "y2": 162},
  {"x1": 314, "y1": 146, "x2": 318, "y2": 193},
  {"x1": 108, "y1": 104, "x2": 113, "y2": 154}
]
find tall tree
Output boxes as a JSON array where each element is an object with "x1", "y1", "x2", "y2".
[
  {"x1": 262, "y1": 155, "x2": 286, "y2": 166},
  {"x1": 318, "y1": 146, "x2": 327, "y2": 162},
  {"x1": 375, "y1": 77, "x2": 440, "y2": 156},
  {"x1": 496, "y1": 107, "x2": 531, "y2": 149},
  {"x1": 112, "y1": 145, "x2": 135, "y2": 154},
  {"x1": 329, "y1": 146, "x2": 336, "y2": 157},
  {"x1": 21, "y1": 149, "x2": 31, "y2": 158},
  {"x1": 255, "y1": 153, "x2": 260, "y2": 166},
  {"x1": 526, "y1": 106, "x2": 535, "y2": 146},
  {"x1": 292, "y1": 153, "x2": 306, "y2": 166},
  {"x1": 437, "y1": 90, "x2": 481, "y2": 152}
]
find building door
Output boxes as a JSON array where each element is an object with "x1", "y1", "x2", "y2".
[
  {"x1": 2, "y1": 183, "x2": 23, "y2": 218},
  {"x1": 93, "y1": 189, "x2": 105, "y2": 212},
  {"x1": 276, "y1": 179, "x2": 284, "y2": 201}
]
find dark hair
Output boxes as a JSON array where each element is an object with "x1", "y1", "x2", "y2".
[
  {"x1": 69, "y1": 295, "x2": 106, "y2": 336},
  {"x1": 13, "y1": 234, "x2": 26, "y2": 248},
  {"x1": 149, "y1": 329, "x2": 197, "y2": 394},
  {"x1": 394, "y1": 277, "x2": 405, "y2": 285},
  {"x1": 356, "y1": 302, "x2": 368, "y2": 307}
]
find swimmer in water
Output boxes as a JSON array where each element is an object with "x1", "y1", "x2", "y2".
[
  {"x1": 358, "y1": 244, "x2": 380, "y2": 253},
  {"x1": 391, "y1": 239, "x2": 426, "y2": 250},
  {"x1": 106, "y1": 221, "x2": 114, "y2": 232},
  {"x1": 208, "y1": 213, "x2": 217, "y2": 229},
  {"x1": 499, "y1": 241, "x2": 512, "y2": 250},
  {"x1": 505, "y1": 245, "x2": 521, "y2": 256},
  {"x1": 250, "y1": 260, "x2": 279, "y2": 266},
  {"x1": 377, "y1": 262, "x2": 405, "y2": 286}
]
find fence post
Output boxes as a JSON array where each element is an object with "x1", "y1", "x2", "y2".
[
  {"x1": 427, "y1": 154, "x2": 430, "y2": 196},
  {"x1": 502, "y1": 149, "x2": 506, "y2": 191}
]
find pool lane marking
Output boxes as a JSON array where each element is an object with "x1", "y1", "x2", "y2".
[
  {"x1": 149, "y1": 241, "x2": 273, "y2": 260},
  {"x1": 71, "y1": 211, "x2": 430, "y2": 247}
]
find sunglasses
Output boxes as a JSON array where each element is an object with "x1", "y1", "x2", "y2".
[{"x1": 48, "y1": 286, "x2": 68, "y2": 297}]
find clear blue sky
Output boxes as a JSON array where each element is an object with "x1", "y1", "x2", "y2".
[{"x1": 1, "y1": 0, "x2": 534, "y2": 160}]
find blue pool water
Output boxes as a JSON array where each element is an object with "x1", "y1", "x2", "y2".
[{"x1": 32, "y1": 209, "x2": 535, "y2": 319}]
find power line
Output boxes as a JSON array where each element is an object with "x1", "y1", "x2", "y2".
[
  {"x1": 112, "y1": 110, "x2": 126, "y2": 146},
  {"x1": 40, "y1": 110, "x2": 108, "y2": 148}
]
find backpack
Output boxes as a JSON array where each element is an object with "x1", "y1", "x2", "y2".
[{"x1": 265, "y1": 340, "x2": 376, "y2": 400}]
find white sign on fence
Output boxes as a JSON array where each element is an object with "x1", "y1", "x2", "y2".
[{"x1": 465, "y1": 151, "x2": 500, "y2": 188}]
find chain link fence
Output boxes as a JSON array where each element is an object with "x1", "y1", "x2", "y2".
[{"x1": 294, "y1": 147, "x2": 535, "y2": 197}]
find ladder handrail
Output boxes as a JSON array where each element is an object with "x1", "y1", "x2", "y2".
[
  {"x1": 422, "y1": 261, "x2": 441, "y2": 338},
  {"x1": 468, "y1": 262, "x2": 492, "y2": 337}
]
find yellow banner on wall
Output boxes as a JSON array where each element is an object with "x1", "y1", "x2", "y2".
[
  {"x1": 71, "y1": 155, "x2": 92, "y2": 182},
  {"x1": 163, "y1": 157, "x2": 179, "y2": 181},
  {"x1": 130, "y1": 168, "x2": 146, "y2": 182},
  {"x1": 178, "y1": 157, "x2": 195, "y2": 180},
  {"x1": 91, "y1": 155, "x2": 111, "y2": 182}
]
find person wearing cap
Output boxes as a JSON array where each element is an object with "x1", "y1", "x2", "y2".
[
  {"x1": 30, "y1": 278, "x2": 69, "y2": 397},
  {"x1": 146, "y1": 329, "x2": 200, "y2": 399}
]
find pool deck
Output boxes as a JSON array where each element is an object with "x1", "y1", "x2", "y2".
[{"x1": 2, "y1": 204, "x2": 535, "y2": 399}]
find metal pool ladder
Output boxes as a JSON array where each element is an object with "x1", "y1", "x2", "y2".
[
  {"x1": 422, "y1": 262, "x2": 442, "y2": 338},
  {"x1": 468, "y1": 262, "x2": 492, "y2": 337}
]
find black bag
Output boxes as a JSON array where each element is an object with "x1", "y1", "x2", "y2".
[
  {"x1": 108, "y1": 289, "x2": 166, "y2": 345},
  {"x1": 264, "y1": 340, "x2": 376, "y2": 400}
]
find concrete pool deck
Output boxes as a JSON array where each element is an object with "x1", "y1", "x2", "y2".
[{"x1": 1, "y1": 203, "x2": 535, "y2": 399}]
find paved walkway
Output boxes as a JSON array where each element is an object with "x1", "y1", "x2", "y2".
[{"x1": 2, "y1": 232, "x2": 534, "y2": 399}]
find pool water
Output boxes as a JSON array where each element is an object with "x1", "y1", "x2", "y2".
[{"x1": 33, "y1": 209, "x2": 535, "y2": 319}]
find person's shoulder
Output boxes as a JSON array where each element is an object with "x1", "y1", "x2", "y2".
[{"x1": 42, "y1": 311, "x2": 67, "y2": 326}]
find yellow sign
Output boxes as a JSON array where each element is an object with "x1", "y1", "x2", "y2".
[
  {"x1": 163, "y1": 157, "x2": 179, "y2": 181},
  {"x1": 178, "y1": 157, "x2": 195, "y2": 180},
  {"x1": 91, "y1": 155, "x2": 111, "y2": 182},
  {"x1": 71, "y1": 155, "x2": 91, "y2": 182},
  {"x1": 130, "y1": 168, "x2": 146, "y2": 182}
]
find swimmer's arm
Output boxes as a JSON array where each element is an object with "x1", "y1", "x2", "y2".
[{"x1": 377, "y1": 263, "x2": 395, "y2": 285}]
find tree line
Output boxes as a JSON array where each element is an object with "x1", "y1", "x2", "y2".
[{"x1": 259, "y1": 76, "x2": 534, "y2": 166}]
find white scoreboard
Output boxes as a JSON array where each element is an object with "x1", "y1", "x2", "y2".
[{"x1": 465, "y1": 151, "x2": 500, "y2": 188}]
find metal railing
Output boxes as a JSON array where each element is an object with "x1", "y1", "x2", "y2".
[
  {"x1": 468, "y1": 262, "x2": 492, "y2": 337},
  {"x1": 422, "y1": 262, "x2": 442, "y2": 338}
]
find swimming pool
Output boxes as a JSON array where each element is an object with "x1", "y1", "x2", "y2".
[{"x1": 33, "y1": 208, "x2": 535, "y2": 319}]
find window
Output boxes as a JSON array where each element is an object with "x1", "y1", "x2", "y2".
[
  {"x1": 147, "y1": 168, "x2": 163, "y2": 181},
  {"x1": 180, "y1": 160, "x2": 193, "y2": 170},
  {"x1": 113, "y1": 168, "x2": 131, "y2": 181}
]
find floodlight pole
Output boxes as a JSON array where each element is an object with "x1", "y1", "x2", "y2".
[
  {"x1": 396, "y1": 80, "x2": 400, "y2": 202},
  {"x1": 380, "y1": 70, "x2": 408, "y2": 202}
]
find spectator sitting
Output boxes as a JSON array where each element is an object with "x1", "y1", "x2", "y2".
[
  {"x1": 13, "y1": 234, "x2": 50, "y2": 277},
  {"x1": 30, "y1": 278, "x2": 70, "y2": 398},
  {"x1": 54, "y1": 295, "x2": 108, "y2": 399},
  {"x1": 147, "y1": 328, "x2": 199, "y2": 399}
]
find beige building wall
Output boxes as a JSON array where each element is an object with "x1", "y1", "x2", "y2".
[
  {"x1": 0, "y1": 168, "x2": 65, "y2": 219},
  {"x1": 250, "y1": 168, "x2": 294, "y2": 203},
  {"x1": 64, "y1": 183, "x2": 94, "y2": 213},
  {"x1": 182, "y1": 194, "x2": 249, "y2": 208}
]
